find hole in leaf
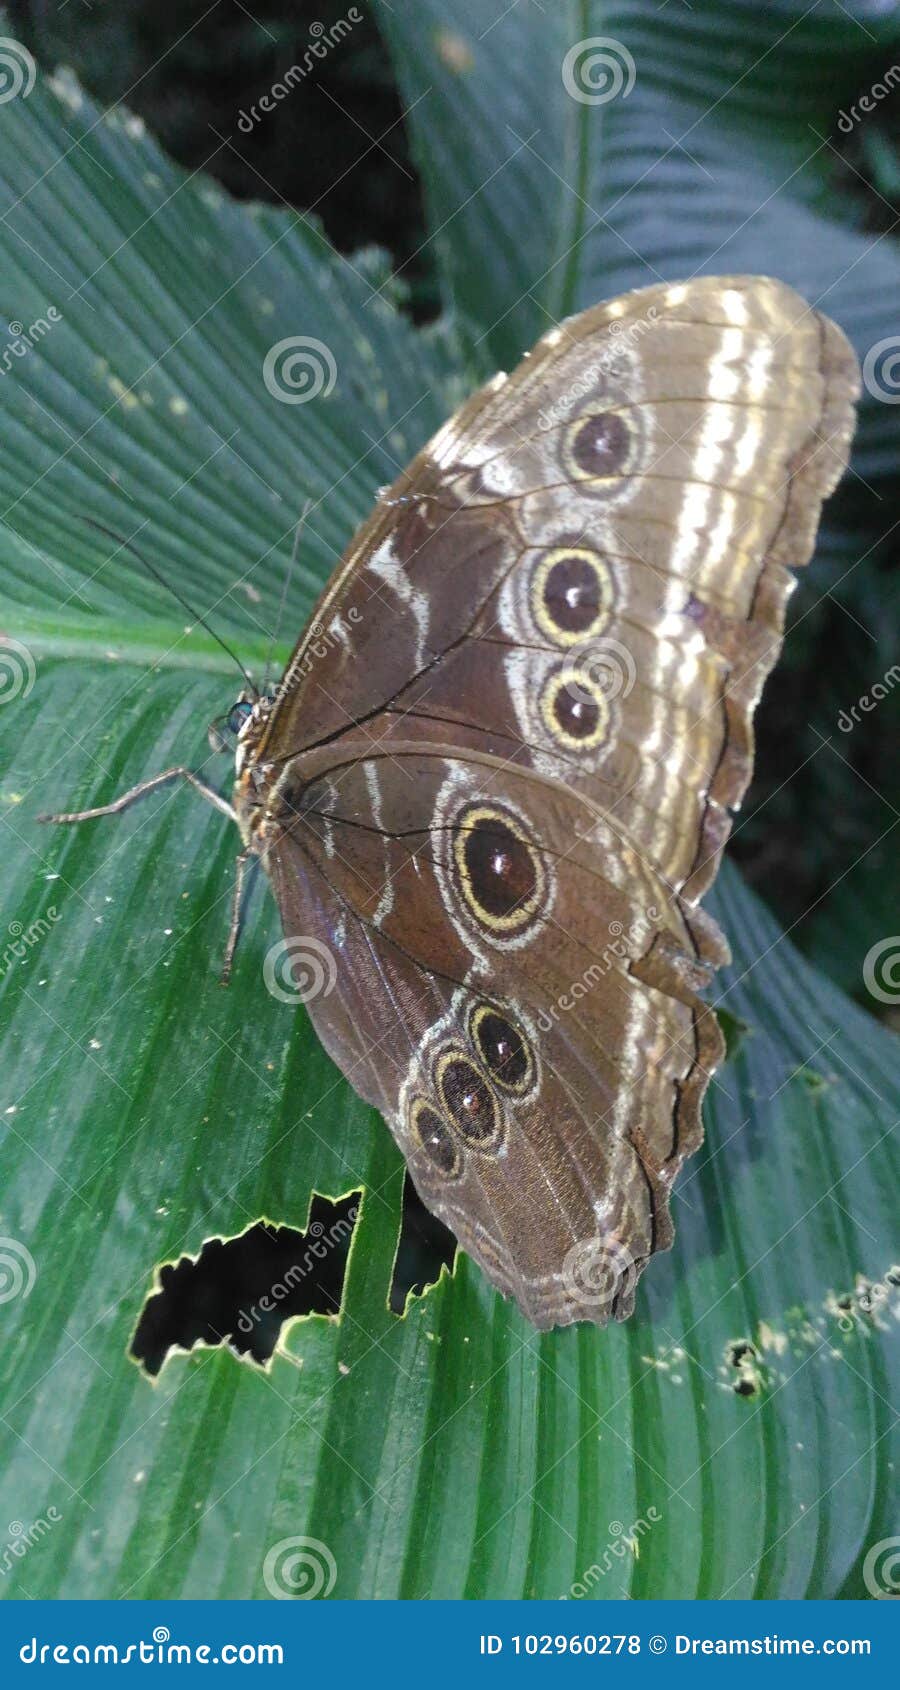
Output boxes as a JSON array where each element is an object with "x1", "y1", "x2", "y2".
[
  {"x1": 132, "y1": 1193, "x2": 360, "y2": 1377},
  {"x1": 389, "y1": 1174, "x2": 457, "y2": 1314}
]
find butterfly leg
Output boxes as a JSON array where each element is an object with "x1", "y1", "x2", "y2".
[
  {"x1": 40, "y1": 768, "x2": 250, "y2": 984},
  {"x1": 38, "y1": 767, "x2": 237, "y2": 826},
  {"x1": 221, "y1": 848, "x2": 252, "y2": 987}
]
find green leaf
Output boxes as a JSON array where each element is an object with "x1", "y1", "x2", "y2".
[
  {"x1": 0, "y1": 61, "x2": 451, "y2": 634},
  {"x1": 1, "y1": 20, "x2": 898, "y2": 1601}
]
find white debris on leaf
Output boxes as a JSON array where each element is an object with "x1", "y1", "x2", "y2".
[{"x1": 48, "y1": 68, "x2": 84, "y2": 113}]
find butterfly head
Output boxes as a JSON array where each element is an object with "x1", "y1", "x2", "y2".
[
  {"x1": 208, "y1": 688, "x2": 274, "y2": 772},
  {"x1": 216, "y1": 686, "x2": 285, "y2": 854}
]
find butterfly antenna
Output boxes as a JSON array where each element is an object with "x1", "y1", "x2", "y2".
[
  {"x1": 263, "y1": 498, "x2": 312, "y2": 692},
  {"x1": 85, "y1": 518, "x2": 258, "y2": 697}
]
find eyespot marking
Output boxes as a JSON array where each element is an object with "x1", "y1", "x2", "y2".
[
  {"x1": 531, "y1": 546, "x2": 614, "y2": 646},
  {"x1": 436, "y1": 1049, "x2": 503, "y2": 1150},
  {"x1": 565, "y1": 410, "x2": 633, "y2": 484},
  {"x1": 451, "y1": 803, "x2": 545, "y2": 936},
  {"x1": 469, "y1": 1003, "x2": 535, "y2": 1097},
  {"x1": 539, "y1": 666, "x2": 611, "y2": 749},
  {"x1": 409, "y1": 1096, "x2": 463, "y2": 1179}
]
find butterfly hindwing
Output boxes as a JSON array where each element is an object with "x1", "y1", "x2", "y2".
[{"x1": 268, "y1": 756, "x2": 720, "y2": 1328}]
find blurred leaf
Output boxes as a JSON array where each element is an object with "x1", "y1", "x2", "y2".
[{"x1": 803, "y1": 838, "x2": 900, "y2": 1008}]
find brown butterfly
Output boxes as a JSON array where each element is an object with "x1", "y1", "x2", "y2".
[{"x1": 43, "y1": 277, "x2": 859, "y2": 1330}]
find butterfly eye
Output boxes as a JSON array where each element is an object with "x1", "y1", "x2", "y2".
[{"x1": 226, "y1": 700, "x2": 254, "y2": 735}]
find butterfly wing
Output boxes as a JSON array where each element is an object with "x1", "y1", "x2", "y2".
[
  {"x1": 259, "y1": 275, "x2": 858, "y2": 898},
  {"x1": 249, "y1": 276, "x2": 858, "y2": 1327},
  {"x1": 266, "y1": 750, "x2": 723, "y2": 1328}
]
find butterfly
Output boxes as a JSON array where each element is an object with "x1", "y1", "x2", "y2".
[{"x1": 43, "y1": 277, "x2": 859, "y2": 1330}]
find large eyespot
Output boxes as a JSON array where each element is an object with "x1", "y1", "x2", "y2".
[
  {"x1": 436, "y1": 1050, "x2": 503, "y2": 1150},
  {"x1": 565, "y1": 410, "x2": 633, "y2": 483},
  {"x1": 409, "y1": 1096, "x2": 462, "y2": 1178},
  {"x1": 469, "y1": 1003, "x2": 535, "y2": 1097},
  {"x1": 451, "y1": 804, "x2": 546, "y2": 937},
  {"x1": 531, "y1": 546, "x2": 614, "y2": 647},
  {"x1": 539, "y1": 665, "x2": 611, "y2": 750}
]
